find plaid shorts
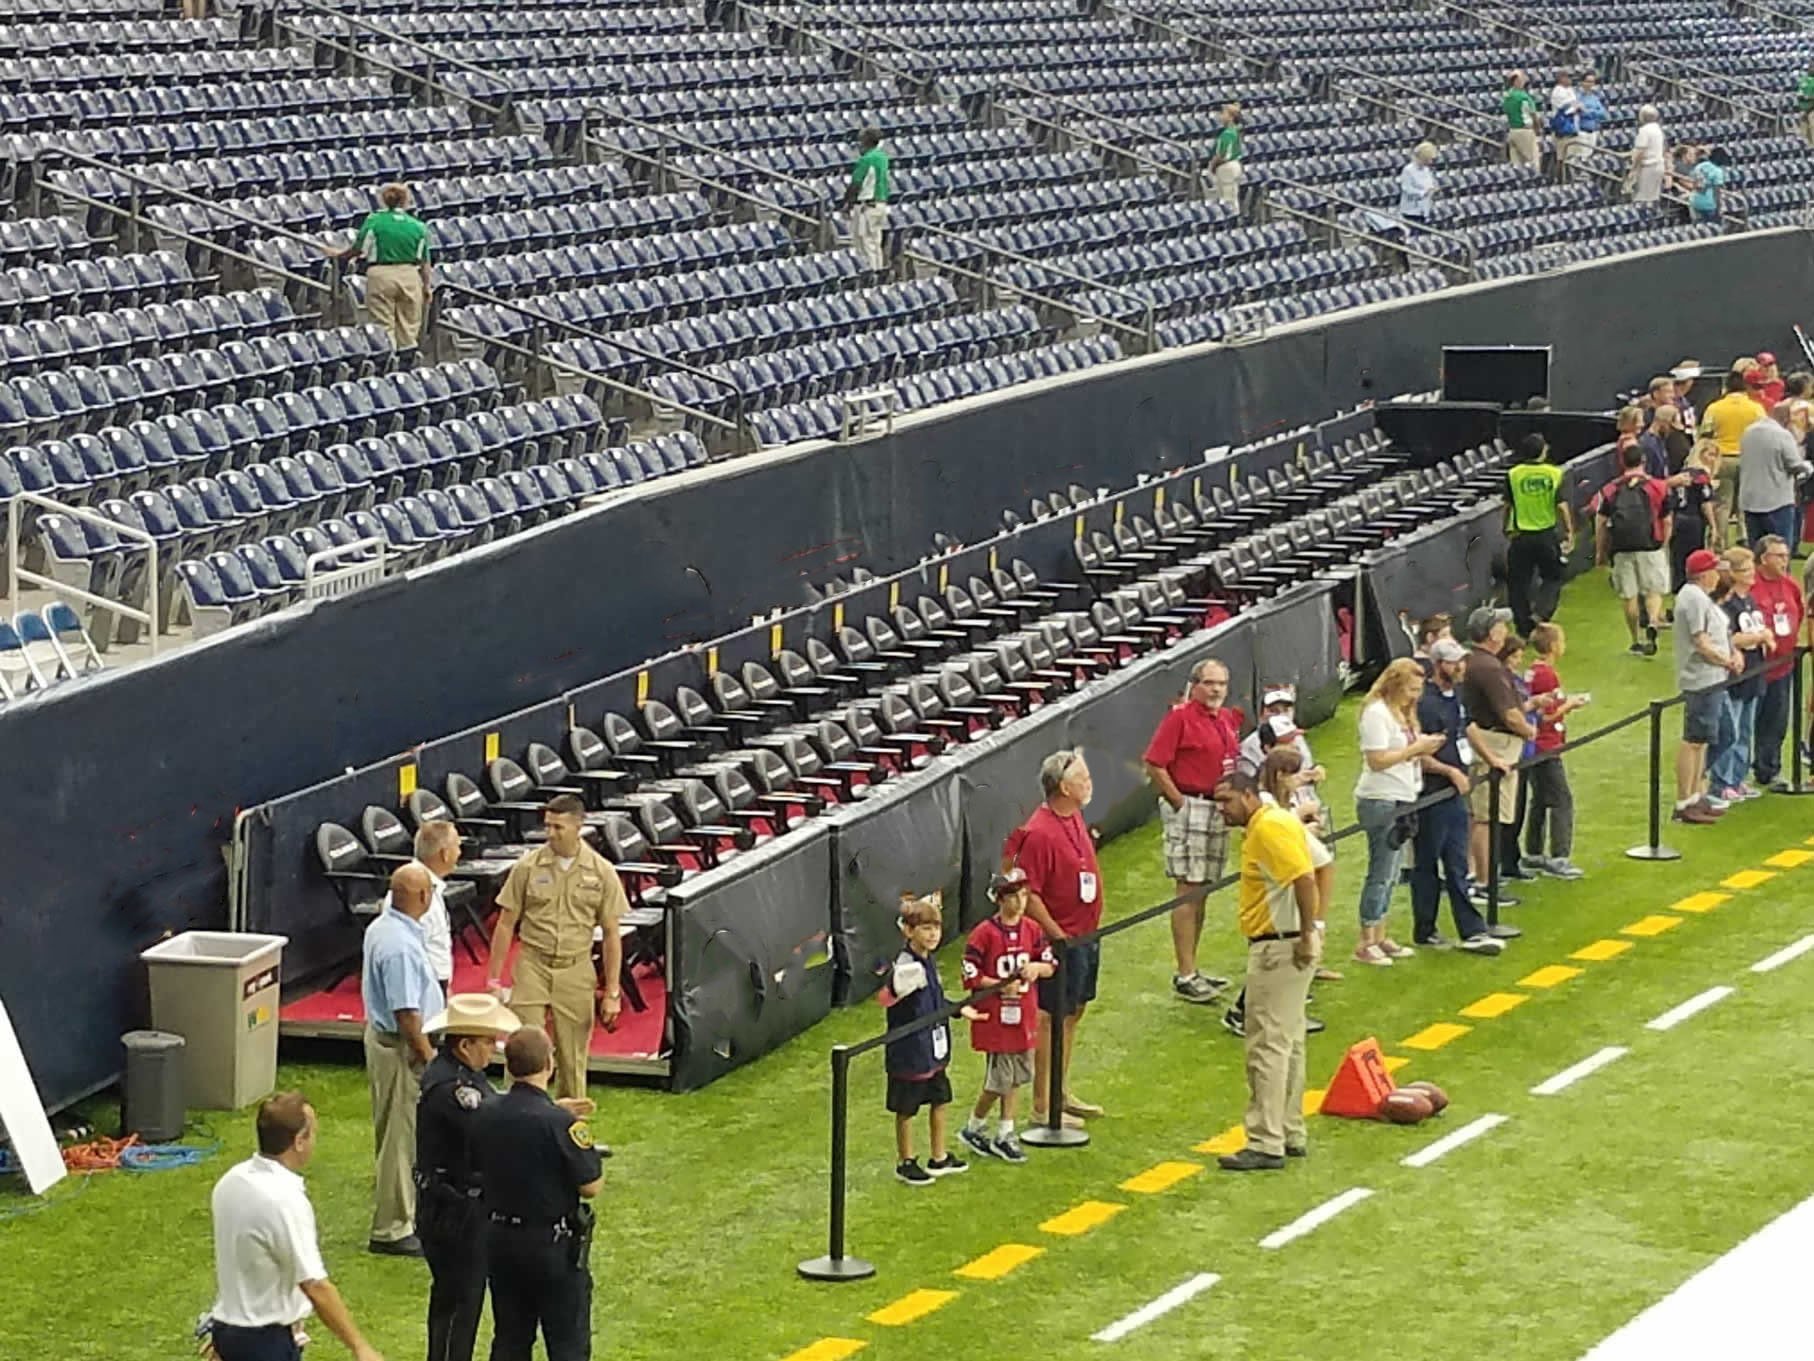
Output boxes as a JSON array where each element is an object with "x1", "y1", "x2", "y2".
[{"x1": 1160, "y1": 794, "x2": 1228, "y2": 884}]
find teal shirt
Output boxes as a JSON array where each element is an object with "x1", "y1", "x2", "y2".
[{"x1": 1689, "y1": 160, "x2": 1725, "y2": 216}]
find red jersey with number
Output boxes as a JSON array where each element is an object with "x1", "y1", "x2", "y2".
[
  {"x1": 1003, "y1": 804, "x2": 1102, "y2": 936},
  {"x1": 962, "y1": 914, "x2": 1053, "y2": 1053},
  {"x1": 1527, "y1": 660, "x2": 1567, "y2": 752}
]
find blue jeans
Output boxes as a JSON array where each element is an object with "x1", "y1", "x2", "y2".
[
  {"x1": 1410, "y1": 794, "x2": 1486, "y2": 942},
  {"x1": 1709, "y1": 691, "x2": 1758, "y2": 792},
  {"x1": 1356, "y1": 797, "x2": 1409, "y2": 926},
  {"x1": 1744, "y1": 506, "x2": 1797, "y2": 550}
]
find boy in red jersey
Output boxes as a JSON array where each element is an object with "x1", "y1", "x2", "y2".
[{"x1": 957, "y1": 869, "x2": 1055, "y2": 1164}]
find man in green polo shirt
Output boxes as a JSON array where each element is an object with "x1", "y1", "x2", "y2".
[
  {"x1": 1504, "y1": 432, "x2": 1575, "y2": 633},
  {"x1": 842, "y1": 127, "x2": 890, "y2": 274},
  {"x1": 1503, "y1": 70, "x2": 1541, "y2": 169},
  {"x1": 1212, "y1": 102, "x2": 1245, "y2": 211},
  {"x1": 333, "y1": 182, "x2": 433, "y2": 350},
  {"x1": 1797, "y1": 60, "x2": 1814, "y2": 147}
]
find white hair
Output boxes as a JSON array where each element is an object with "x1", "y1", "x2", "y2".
[
  {"x1": 413, "y1": 819, "x2": 460, "y2": 861},
  {"x1": 1039, "y1": 749, "x2": 1083, "y2": 798},
  {"x1": 1638, "y1": 104, "x2": 1660, "y2": 123}
]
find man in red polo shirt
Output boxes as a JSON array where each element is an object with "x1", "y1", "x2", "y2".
[
  {"x1": 1143, "y1": 657, "x2": 1244, "y2": 1004},
  {"x1": 1003, "y1": 749, "x2": 1103, "y2": 1127},
  {"x1": 1750, "y1": 534, "x2": 1805, "y2": 790}
]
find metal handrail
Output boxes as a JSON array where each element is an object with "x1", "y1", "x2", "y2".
[
  {"x1": 1425, "y1": 0, "x2": 1577, "y2": 63},
  {"x1": 7, "y1": 491, "x2": 159, "y2": 657},
  {"x1": 1620, "y1": 43, "x2": 1786, "y2": 120}
]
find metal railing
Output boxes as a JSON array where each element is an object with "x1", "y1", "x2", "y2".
[
  {"x1": 1423, "y1": 0, "x2": 1577, "y2": 63},
  {"x1": 7, "y1": 492, "x2": 160, "y2": 657},
  {"x1": 303, "y1": 536, "x2": 389, "y2": 600}
]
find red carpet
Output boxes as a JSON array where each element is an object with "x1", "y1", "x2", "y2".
[{"x1": 280, "y1": 939, "x2": 668, "y2": 1060}]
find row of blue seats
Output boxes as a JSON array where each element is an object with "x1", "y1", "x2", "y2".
[
  {"x1": 0, "y1": 0, "x2": 162, "y2": 16},
  {"x1": 288, "y1": 6, "x2": 699, "y2": 39},
  {"x1": 918, "y1": 198, "x2": 1238, "y2": 266},
  {"x1": 1073, "y1": 244, "x2": 1389, "y2": 325},
  {"x1": 1151, "y1": 270, "x2": 1450, "y2": 347},
  {"x1": 0, "y1": 359, "x2": 498, "y2": 487},
  {"x1": 374, "y1": 31, "x2": 767, "y2": 72},
  {"x1": 0, "y1": 17, "x2": 244, "y2": 56},
  {"x1": 439, "y1": 52, "x2": 837, "y2": 102},
  {"x1": 834, "y1": 1, "x2": 1083, "y2": 23},
  {"x1": 0, "y1": 289, "x2": 305, "y2": 377},
  {"x1": 597, "y1": 106, "x2": 969, "y2": 156},
  {"x1": 0, "y1": 253, "x2": 209, "y2": 321},
  {"x1": 0, "y1": 217, "x2": 95, "y2": 269},
  {"x1": 1469, "y1": 223, "x2": 1723, "y2": 279},
  {"x1": 889, "y1": 175, "x2": 1170, "y2": 232},
  {"x1": 54, "y1": 107, "x2": 474, "y2": 165},
  {"x1": 156, "y1": 164, "x2": 637, "y2": 244},
  {"x1": 0, "y1": 46, "x2": 313, "y2": 91},
  {"x1": 817, "y1": 150, "x2": 1108, "y2": 206},
  {"x1": 573, "y1": 80, "x2": 910, "y2": 126},
  {"x1": 0, "y1": 77, "x2": 399, "y2": 133},
  {"x1": 1008, "y1": 74, "x2": 1300, "y2": 121},
  {"x1": 325, "y1": 0, "x2": 672, "y2": 10},
  {"x1": 994, "y1": 221, "x2": 1318, "y2": 295},
  {"x1": 430, "y1": 220, "x2": 797, "y2": 297}
]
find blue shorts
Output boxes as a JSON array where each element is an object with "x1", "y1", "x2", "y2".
[{"x1": 1038, "y1": 939, "x2": 1100, "y2": 1016}]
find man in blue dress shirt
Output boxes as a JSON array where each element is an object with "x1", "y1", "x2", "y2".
[{"x1": 361, "y1": 862, "x2": 444, "y2": 1258}]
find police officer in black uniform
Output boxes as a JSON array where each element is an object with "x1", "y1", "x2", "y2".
[
  {"x1": 470, "y1": 1025, "x2": 603, "y2": 1361},
  {"x1": 416, "y1": 994, "x2": 519, "y2": 1361}
]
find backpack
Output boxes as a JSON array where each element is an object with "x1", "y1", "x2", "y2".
[
  {"x1": 1607, "y1": 479, "x2": 1659, "y2": 553},
  {"x1": 1552, "y1": 105, "x2": 1579, "y2": 137}
]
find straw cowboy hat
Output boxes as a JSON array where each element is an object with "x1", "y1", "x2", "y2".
[{"x1": 424, "y1": 992, "x2": 521, "y2": 1037}]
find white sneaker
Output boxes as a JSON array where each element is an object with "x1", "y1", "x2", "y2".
[
  {"x1": 1543, "y1": 858, "x2": 1586, "y2": 880},
  {"x1": 1353, "y1": 944, "x2": 1393, "y2": 967},
  {"x1": 1457, "y1": 935, "x2": 1506, "y2": 955}
]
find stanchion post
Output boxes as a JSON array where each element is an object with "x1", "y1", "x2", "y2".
[
  {"x1": 1626, "y1": 699, "x2": 1682, "y2": 861},
  {"x1": 1021, "y1": 938, "x2": 1089, "y2": 1149},
  {"x1": 1485, "y1": 767, "x2": 1501, "y2": 928},
  {"x1": 1783, "y1": 646, "x2": 1814, "y2": 795},
  {"x1": 797, "y1": 1045, "x2": 875, "y2": 1282}
]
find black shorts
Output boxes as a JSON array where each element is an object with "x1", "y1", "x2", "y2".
[
  {"x1": 1682, "y1": 686, "x2": 1721, "y2": 744},
  {"x1": 1038, "y1": 938, "x2": 1101, "y2": 1017},
  {"x1": 886, "y1": 1070, "x2": 952, "y2": 1116}
]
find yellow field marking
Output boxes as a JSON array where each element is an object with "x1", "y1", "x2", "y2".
[
  {"x1": 1303, "y1": 1088, "x2": 1326, "y2": 1116},
  {"x1": 1572, "y1": 939, "x2": 1634, "y2": 962},
  {"x1": 1765, "y1": 850, "x2": 1814, "y2": 869},
  {"x1": 1119, "y1": 1161, "x2": 1203, "y2": 1194},
  {"x1": 1459, "y1": 992, "x2": 1529, "y2": 1020},
  {"x1": 1382, "y1": 1055, "x2": 1412, "y2": 1074},
  {"x1": 1401, "y1": 1022, "x2": 1472, "y2": 1051},
  {"x1": 953, "y1": 1244, "x2": 1044, "y2": 1281},
  {"x1": 1039, "y1": 1201, "x2": 1126, "y2": 1237},
  {"x1": 1622, "y1": 915, "x2": 1682, "y2": 938},
  {"x1": 1519, "y1": 964, "x2": 1584, "y2": 989},
  {"x1": 1193, "y1": 1125, "x2": 1246, "y2": 1156},
  {"x1": 867, "y1": 1289, "x2": 958, "y2": 1327},
  {"x1": 783, "y1": 1339, "x2": 866, "y2": 1361},
  {"x1": 1722, "y1": 869, "x2": 1777, "y2": 890},
  {"x1": 1668, "y1": 892, "x2": 1730, "y2": 914}
]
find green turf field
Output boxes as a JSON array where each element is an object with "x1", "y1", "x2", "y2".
[{"x1": 8, "y1": 579, "x2": 1814, "y2": 1361}]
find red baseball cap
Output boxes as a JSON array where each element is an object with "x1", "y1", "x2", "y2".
[
  {"x1": 1685, "y1": 548, "x2": 1720, "y2": 575},
  {"x1": 1745, "y1": 368, "x2": 1769, "y2": 389}
]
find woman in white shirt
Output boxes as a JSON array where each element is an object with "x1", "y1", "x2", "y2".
[
  {"x1": 1629, "y1": 105, "x2": 1666, "y2": 204},
  {"x1": 1398, "y1": 142, "x2": 1439, "y2": 223},
  {"x1": 1353, "y1": 658, "x2": 1445, "y2": 966}
]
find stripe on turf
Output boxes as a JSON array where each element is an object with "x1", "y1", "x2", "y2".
[
  {"x1": 1460, "y1": 992, "x2": 1528, "y2": 1019},
  {"x1": 782, "y1": 1341, "x2": 866, "y2": 1361},
  {"x1": 1258, "y1": 1187, "x2": 1373, "y2": 1249},
  {"x1": 1090, "y1": 1273, "x2": 1220, "y2": 1343},
  {"x1": 1119, "y1": 1161, "x2": 1203, "y2": 1194},
  {"x1": 1622, "y1": 915, "x2": 1682, "y2": 938},
  {"x1": 1193, "y1": 1125, "x2": 1245, "y2": 1156},
  {"x1": 1400, "y1": 1113, "x2": 1510, "y2": 1168},
  {"x1": 1645, "y1": 985, "x2": 1734, "y2": 1031},
  {"x1": 1531, "y1": 1045, "x2": 1628, "y2": 1095},
  {"x1": 1721, "y1": 869, "x2": 1776, "y2": 890},
  {"x1": 1519, "y1": 964, "x2": 1584, "y2": 988},
  {"x1": 1040, "y1": 1200, "x2": 1125, "y2": 1236},
  {"x1": 1764, "y1": 849, "x2": 1814, "y2": 869},
  {"x1": 1667, "y1": 892, "x2": 1729, "y2": 914},
  {"x1": 1751, "y1": 934, "x2": 1814, "y2": 973},
  {"x1": 1400, "y1": 1021, "x2": 1471, "y2": 1051},
  {"x1": 1572, "y1": 939, "x2": 1633, "y2": 962},
  {"x1": 954, "y1": 1243, "x2": 1043, "y2": 1281},
  {"x1": 866, "y1": 1289, "x2": 957, "y2": 1327}
]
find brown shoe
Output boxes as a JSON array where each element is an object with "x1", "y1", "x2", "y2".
[
  {"x1": 1672, "y1": 801, "x2": 1720, "y2": 825},
  {"x1": 1062, "y1": 1094, "x2": 1105, "y2": 1118}
]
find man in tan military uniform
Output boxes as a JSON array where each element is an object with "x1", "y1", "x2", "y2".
[{"x1": 484, "y1": 794, "x2": 628, "y2": 1100}]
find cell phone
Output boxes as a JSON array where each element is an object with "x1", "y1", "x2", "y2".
[{"x1": 1576, "y1": 692, "x2": 1592, "y2": 705}]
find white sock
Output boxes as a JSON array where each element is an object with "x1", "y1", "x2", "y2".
[
  {"x1": 1674, "y1": 797, "x2": 1693, "y2": 810},
  {"x1": 998, "y1": 1119, "x2": 1015, "y2": 1140},
  {"x1": 965, "y1": 1114, "x2": 987, "y2": 1133}
]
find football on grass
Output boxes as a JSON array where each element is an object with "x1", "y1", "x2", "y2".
[
  {"x1": 1406, "y1": 1081, "x2": 1450, "y2": 1114},
  {"x1": 1378, "y1": 1089, "x2": 1434, "y2": 1124}
]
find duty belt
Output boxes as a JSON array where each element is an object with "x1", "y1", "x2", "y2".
[
  {"x1": 489, "y1": 1211, "x2": 573, "y2": 1233},
  {"x1": 528, "y1": 946, "x2": 588, "y2": 969},
  {"x1": 1247, "y1": 930, "x2": 1302, "y2": 943},
  {"x1": 415, "y1": 1170, "x2": 481, "y2": 1198}
]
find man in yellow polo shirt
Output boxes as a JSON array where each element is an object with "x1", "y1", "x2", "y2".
[
  {"x1": 333, "y1": 182, "x2": 434, "y2": 350},
  {"x1": 485, "y1": 795, "x2": 628, "y2": 1100},
  {"x1": 1504, "y1": 433, "x2": 1576, "y2": 634},
  {"x1": 1699, "y1": 368, "x2": 1768, "y2": 547},
  {"x1": 1212, "y1": 771, "x2": 1321, "y2": 1171}
]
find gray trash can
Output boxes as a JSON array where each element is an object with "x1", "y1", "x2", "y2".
[
  {"x1": 140, "y1": 931, "x2": 289, "y2": 1110},
  {"x1": 121, "y1": 1029, "x2": 186, "y2": 1142}
]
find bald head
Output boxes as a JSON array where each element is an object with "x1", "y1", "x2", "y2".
[{"x1": 390, "y1": 862, "x2": 432, "y2": 919}]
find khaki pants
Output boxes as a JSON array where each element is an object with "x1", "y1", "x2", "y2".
[
  {"x1": 1213, "y1": 159, "x2": 1244, "y2": 210},
  {"x1": 1567, "y1": 130, "x2": 1598, "y2": 165},
  {"x1": 1631, "y1": 163, "x2": 1664, "y2": 204},
  {"x1": 511, "y1": 947, "x2": 595, "y2": 1101},
  {"x1": 363, "y1": 1024, "x2": 418, "y2": 1243},
  {"x1": 1242, "y1": 935, "x2": 1317, "y2": 1156},
  {"x1": 1507, "y1": 128, "x2": 1539, "y2": 168},
  {"x1": 1800, "y1": 111, "x2": 1814, "y2": 148},
  {"x1": 1552, "y1": 134, "x2": 1575, "y2": 169},
  {"x1": 1716, "y1": 454, "x2": 1741, "y2": 545},
  {"x1": 365, "y1": 263, "x2": 427, "y2": 349},
  {"x1": 849, "y1": 203, "x2": 889, "y2": 273}
]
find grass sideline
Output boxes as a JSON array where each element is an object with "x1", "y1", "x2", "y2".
[{"x1": 7, "y1": 580, "x2": 1814, "y2": 1361}]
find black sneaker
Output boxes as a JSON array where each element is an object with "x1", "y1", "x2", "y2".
[
  {"x1": 1172, "y1": 972, "x2": 1221, "y2": 1004},
  {"x1": 1627, "y1": 642, "x2": 1647, "y2": 657},
  {"x1": 1218, "y1": 1148, "x2": 1285, "y2": 1171},
  {"x1": 1221, "y1": 1008, "x2": 1245, "y2": 1038},
  {"x1": 957, "y1": 1125, "x2": 999, "y2": 1161},
  {"x1": 1414, "y1": 932, "x2": 1453, "y2": 950},
  {"x1": 1285, "y1": 1143, "x2": 1308, "y2": 1159},
  {"x1": 1641, "y1": 639, "x2": 1658, "y2": 657},
  {"x1": 926, "y1": 1153, "x2": 968, "y2": 1178},
  {"x1": 896, "y1": 1158, "x2": 934, "y2": 1187},
  {"x1": 1306, "y1": 1015, "x2": 1326, "y2": 1035},
  {"x1": 992, "y1": 1134, "x2": 1028, "y2": 1164},
  {"x1": 368, "y1": 1235, "x2": 424, "y2": 1258}
]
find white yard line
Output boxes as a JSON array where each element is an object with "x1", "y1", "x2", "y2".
[
  {"x1": 1580, "y1": 1193, "x2": 1814, "y2": 1359},
  {"x1": 1750, "y1": 934, "x2": 1814, "y2": 974},
  {"x1": 1530, "y1": 1045, "x2": 1629, "y2": 1096},
  {"x1": 1400, "y1": 1113, "x2": 1510, "y2": 1169},
  {"x1": 1644, "y1": 985, "x2": 1734, "y2": 1032},
  {"x1": 1091, "y1": 1273, "x2": 1221, "y2": 1343},
  {"x1": 1257, "y1": 1187, "x2": 1373, "y2": 1250}
]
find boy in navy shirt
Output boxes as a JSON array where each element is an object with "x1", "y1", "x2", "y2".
[
  {"x1": 958, "y1": 869, "x2": 1056, "y2": 1165},
  {"x1": 879, "y1": 893, "x2": 976, "y2": 1185}
]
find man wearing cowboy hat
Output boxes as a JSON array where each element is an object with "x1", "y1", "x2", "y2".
[{"x1": 416, "y1": 996, "x2": 595, "y2": 1361}]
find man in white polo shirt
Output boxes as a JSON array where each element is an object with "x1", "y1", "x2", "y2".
[{"x1": 208, "y1": 1092, "x2": 383, "y2": 1361}]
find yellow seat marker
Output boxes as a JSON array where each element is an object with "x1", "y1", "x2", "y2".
[
  {"x1": 1460, "y1": 992, "x2": 1528, "y2": 1020},
  {"x1": 1622, "y1": 915, "x2": 1682, "y2": 938},
  {"x1": 1401, "y1": 1022, "x2": 1471, "y2": 1051},
  {"x1": 1040, "y1": 1200, "x2": 1126, "y2": 1236},
  {"x1": 867, "y1": 1289, "x2": 957, "y2": 1327},
  {"x1": 1120, "y1": 1161, "x2": 1203, "y2": 1194},
  {"x1": 1765, "y1": 850, "x2": 1814, "y2": 869},
  {"x1": 782, "y1": 1340, "x2": 865, "y2": 1361},
  {"x1": 1193, "y1": 1125, "x2": 1245, "y2": 1156},
  {"x1": 1723, "y1": 869, "x2": 1777, "y2": 890},
  {"x1": 1668, "y1": 892, "x2": 1729, "y2": 914},
  {"x1": 954, "y1": 1243, "x2": 1043, "y2": 1281},
  {"x1": 1572, "y1": 939, "x2": 1633, "y2": 962},
  {"x1": 1519, "y1": 964, "x2": 1584, "y2": 989}
]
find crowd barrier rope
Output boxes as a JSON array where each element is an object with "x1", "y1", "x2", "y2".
[{"x1": 797, "y1": 643, "x2": 1813, "y2": 1282}]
